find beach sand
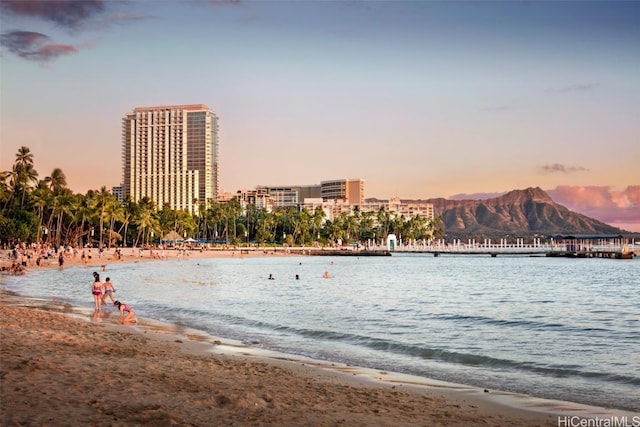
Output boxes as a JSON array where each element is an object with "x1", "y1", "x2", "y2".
[{"x1": 1, "y1": 248, "x2": 564, "y2": 426}]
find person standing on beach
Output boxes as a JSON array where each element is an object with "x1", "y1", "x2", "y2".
[
  {"x1": 114, "y1": 300, "x2": 138, "y2": 324},
  {"x1": 91, "y1": 272, "x2": 103, "y2": 311},
  {"x1": 58, "y1": 252, "x2": 64, "y2": 269},
  {"x1": 101, "y1": 277, "x2": 117, "y2": 305}
]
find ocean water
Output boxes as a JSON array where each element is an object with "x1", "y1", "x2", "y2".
[{"x1": 3, "y1": 253, "x2": 639, "y2": 412}]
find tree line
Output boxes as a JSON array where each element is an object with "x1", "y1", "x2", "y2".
[{"x1": 1, "y1": 146, "x2": 443, "y2": 249}]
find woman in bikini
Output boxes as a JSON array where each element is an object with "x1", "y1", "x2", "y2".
[
  {"x1": 91, "y1": 272, "x2": 103, "y2": 311},
  {"x1": 114, "y1": 300, "x2": 138, "y2": 324},
  {"x1": 101, "y1": 277, "x2": 117, "y2": 305}
]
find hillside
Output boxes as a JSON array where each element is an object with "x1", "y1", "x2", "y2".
[{"x1": 408, "y1": 187, "x2": 626, "y2": 239}]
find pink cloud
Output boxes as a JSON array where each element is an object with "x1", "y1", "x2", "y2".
[
  {"x1": 624, "y1": 185, "x2": 640, "y2": 205},
  {"x1": 547, "y1": 185, "x2": 640, "y2": 232}
]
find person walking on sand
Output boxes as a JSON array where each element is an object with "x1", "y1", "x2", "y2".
[
  {"x1": 91, "y1": 272, "x2": 103, "y2": 311},
  {"x1": 101, "y1": 277, "x2": 117, "y2": 305},
  {"x1": 114, "y1": 300, "x2": 138, "y2": 324}
]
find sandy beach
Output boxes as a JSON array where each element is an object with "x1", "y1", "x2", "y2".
[{"x1": 1, "y1": 247, "x2": 564, "y2": 426}]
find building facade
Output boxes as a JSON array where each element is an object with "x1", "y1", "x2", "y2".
[
  {"x1": 232, "y1": 178, "x2": 433, "y2": 224},
  {"x1": 321, "y1": 179, "x2": 364, "y2": 205},
  {"x1": 121, "y1": 104, "x2": 219, "y2": 213},
  {"x1": 254, "y1": 185, "x2": 322, "y2": 208}
]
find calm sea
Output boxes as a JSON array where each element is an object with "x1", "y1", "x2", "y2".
[{"x1": 3, "y1": 253, "x2": 639, "y2": 412}]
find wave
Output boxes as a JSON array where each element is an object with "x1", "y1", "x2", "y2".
[
  {"x1": 172, "y1": 312, "x2": 640, "y2": 388},
  {"x1": 434, "y1": 313, "x2": 628, "y2": 335}
]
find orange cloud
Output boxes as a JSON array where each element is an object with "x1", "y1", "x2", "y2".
[{"x1": 547, "y1": 185, "x2": 640, "y2": 232}]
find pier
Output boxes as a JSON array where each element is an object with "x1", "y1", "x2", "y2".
[
  {"x1": 388, "y1": 235, "x2": 637, "y2": 259},
  {"x1": 194, "y1": 235, "x2": 637, "y2": 259}
]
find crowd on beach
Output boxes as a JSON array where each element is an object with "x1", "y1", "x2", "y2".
[
  {"x1": 1, "y1": 241, "x2": 299, "y2": 279},
  {"x1": 1, "y1": 242, "x2": 111, "y2": 273},
  {"x1": 1, "y1": 242, "x2": 185, "y2": 274}
]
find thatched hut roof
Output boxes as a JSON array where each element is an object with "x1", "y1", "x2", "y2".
[{"x1": 163, "y1": 230, "x2": 182, "y2": 241}]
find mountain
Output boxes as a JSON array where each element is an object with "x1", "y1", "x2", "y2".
[{"x1": 412, "y1": 187, "x2": 626, "y2": 238}]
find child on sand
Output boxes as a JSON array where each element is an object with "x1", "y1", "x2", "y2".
[
  {"x1": 114, "y1": 300, "x2": 138, "y2": 324},
  {"x1": 101, "y1": 277, "x2": 117, "y2": 305}
]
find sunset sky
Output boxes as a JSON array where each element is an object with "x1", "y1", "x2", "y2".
[{"x1": 1, "y1": 1, "x2": 638, "y2": 231}]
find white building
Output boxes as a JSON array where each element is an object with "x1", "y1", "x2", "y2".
[{"x1": 121, "y1": 104, "x2": 219, "y2": 213}]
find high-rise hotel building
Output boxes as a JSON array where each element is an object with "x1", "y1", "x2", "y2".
[{"x1": 121, "y1": 104, "x2": 219, "y2": 213}]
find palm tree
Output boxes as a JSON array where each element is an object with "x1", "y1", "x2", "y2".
[
  {"x1": 31, "y1": 182, "x2": 53, "y2": 243},
  {"x1": 289, "y1": 208, "x2": 310, "y2": 245},
  {"x1": 174, "y1": 209, "x2": 196, "y2": 239},
  {"x1": 255, "y1": 208, "x2": 274, "y2": 244},
  {"x1": 227, "y1": 198, "x2": 242, "y2": 242},
  {"x1": 133, "y1": 202, "x2": 156, "y2": 247},
  {"x1": 94, "y1": 187, "x2": 116, "y2": 248},
  {"x1": 324, "y1": 218, "x2": 344, "y2": 245},
  {"x1": 358, "y1": 210, "x2": 376, "y2": 241},
  {"x1": 205, "y1": 201, "x2": 225, "y2": 243},
  {"x1": 104, "y1": 197, "x2": 124, "y2": 247},
  {"x1": 311, "y1": 207, "x2": 326, "y2": 243},
  {"x1": 50, "y1": 188, "x2": 74, "y2": 247},
  {"x1": 0, "y1": 170, "x2": 14, "y2": 210},
  {"x1": 271, "y1": 208, "x2": 284, "y2": 243},
  {"x1": 45, "y1": 168, "x2": 67, "y2": 193},
  {"x1": 118, "y1": 197, "x2": 137, "y2": 247},
  {"x1": 68, "y1": 193, "x2": 94, "y2": 247},
  {"x1": 376, "y1": 207, "x2": 389, "y2": 239},
  {"x1": 12, "y1": 146, "x2": 39, "y2": 209},
  {"x1": 14, "y1": 146, "x2": 34, "y2": 168},
  {"x1": 343, "y1": 211, "x2": 359, "y2": 243}
]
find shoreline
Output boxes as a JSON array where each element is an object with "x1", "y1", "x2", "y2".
[{"x1": 1, "y1": 249, "x2": 637, "y2": 425}]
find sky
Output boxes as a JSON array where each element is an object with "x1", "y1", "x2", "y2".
[{"x1": 0, "y1": 0, "x2": 638, "y2": 232}]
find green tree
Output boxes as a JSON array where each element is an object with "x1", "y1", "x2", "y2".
[
  {"x1": 12, "y1": 146, "x2": 39, "y2": 209},
  {"x1": 50, "y1": 188, "x2": 74, "y2": 247},
  {"x1": 45, "y1": 168, "x2": 67, "y2": 193}
]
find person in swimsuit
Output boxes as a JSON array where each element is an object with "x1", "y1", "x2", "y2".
[
  {"x1": 101, "y1": 277, "x2": 117, "y2": 305},
  {"x1": 113, "y1": 300, "x2": 138, "y2": 324},
  {"x1": 91, "y1": 272, "x2": 103, "y2": 311}
]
